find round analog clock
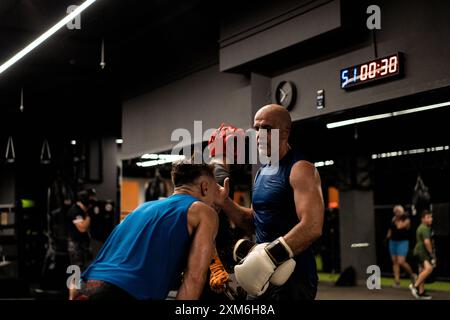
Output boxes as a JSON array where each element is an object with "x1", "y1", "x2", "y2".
[{"x1": 275, "y1": 81, "x2": 297, "y2": 111}]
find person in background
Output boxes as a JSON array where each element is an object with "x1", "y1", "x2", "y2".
[
  {"x1": 409, "y1": 210, "x2": 435, "y2": 300},
  {"x1": 386, "y1": 205, "x2": 416, "y2": 287},
  {"x1": 67, "y1": 188, "x2": 96, "y2": 299}
]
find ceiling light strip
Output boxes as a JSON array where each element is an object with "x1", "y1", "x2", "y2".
[
  {"x1": 326, "y1": 113, "x2": 392, "y2": 129},
  {"x1": 0, "y1": 0, "x2": 97, "y2": 75},
  {"x1": 327, "y1": 101, "x2": 450, "y2": 129}
]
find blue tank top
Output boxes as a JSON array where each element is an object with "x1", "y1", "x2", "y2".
[
  {"x1": 252, "y1": 149, "x2": 317, "y2": 285},
  {"x1": 82, "y1": 194, "x2": 198, "y2": 300}
]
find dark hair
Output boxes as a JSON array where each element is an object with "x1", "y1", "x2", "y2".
[
  {"x1": 77, "y1": 188, "x2": 96, "y2": 206},
  {"x1": 86, "y1": 188, "x2": 97, "y2": 197},
  {"x1": 77, "y1": 190, "x2": 90, "y2": 207},
  {"x1": 171, "y1": 160, "x2": 215, "y2": 187},
  {"x1": 421, "y1": 210, "x2": 432, "y2": 218}
]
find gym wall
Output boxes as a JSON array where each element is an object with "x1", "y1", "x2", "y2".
[{"x1": 121, "y1": 65, "x2": 251, "y2": 158}]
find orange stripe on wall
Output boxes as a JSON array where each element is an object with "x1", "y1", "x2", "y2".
[{"x1": 121, "y1": 180, "x2": 140, "y2": 216}]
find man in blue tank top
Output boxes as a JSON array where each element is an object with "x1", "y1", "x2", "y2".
[
  {"x1": 217, "y1": 104, "x2": 324, "y2": 300},
  {"x1": 75, "y1": 161, "x2": 220, "y2": 300}
]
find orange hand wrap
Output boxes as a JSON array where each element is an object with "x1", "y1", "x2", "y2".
[{"x1": 209, "y1": 255, "x2": 229, "y2": 293}]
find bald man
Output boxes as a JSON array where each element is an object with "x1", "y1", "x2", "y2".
[{"x1": 217, "y1": 104, "x2": 324, "y2": 300}]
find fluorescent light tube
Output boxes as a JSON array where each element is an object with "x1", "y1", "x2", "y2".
[
  {"x1": 0, "y1": 0, "x2": 97, "y2": 76},
  {"x1": 327, "y1": 101, "x2": 450, "y2": 129},
  {"x1": 326, "y1": 113, "x2": 392, "y2": 129}
]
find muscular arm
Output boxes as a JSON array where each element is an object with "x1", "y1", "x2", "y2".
[
  {"x1": 283, "y1": 161, "x2": 324, "y2": 255},
  {"x1": 221, "y1": 197, "x2": 254, "y2": 232},
  {"x1": 217, "y1": 178, "x2": 254, "y2": 232},
  {"x1": 176, "y1": 203, "x2": 219, "y2": 300},
  {"x1": 424, "y1": 239, "x2": 433, "y2": 255}
]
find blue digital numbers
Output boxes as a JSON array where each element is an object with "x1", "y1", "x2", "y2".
[{"x1": 341, "y1": 69, "x2": 349, "y2": 88}]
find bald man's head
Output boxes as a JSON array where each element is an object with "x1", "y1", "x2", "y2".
[
  {"x1": 254, "y1": 104, "x2": 292, "y2": 131},
  {"x1": 253, "y1": 104, "x2": 292, "y2": 157}
]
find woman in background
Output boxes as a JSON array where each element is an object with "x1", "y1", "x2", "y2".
[{"x1": 386, "y1": 205, "x2": 417, "y2": 287}]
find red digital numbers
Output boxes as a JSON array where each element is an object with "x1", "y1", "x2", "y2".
[
  {"x1": 389, "y1": 56, "x2": 398, "y2": 73},
  {"x1": 360, "y1": 64, "x2": 368, "y2": 81},
  {"x1": 380, "y1": 58, "x2": 389, "y2": 76},
  {"x1": 368, "y1": 62, "x2": 377, "y2": 78},
  {"x1": 359, "y1": 55, "x2": 398, "y2": 82}
]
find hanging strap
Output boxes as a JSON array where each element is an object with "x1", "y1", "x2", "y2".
[
  {"x1": 5, "y1": 136, "x2": 15, "y2": 162},
  {"x1": 41, "y1": 139, "x2": 52, "y2": 163}
]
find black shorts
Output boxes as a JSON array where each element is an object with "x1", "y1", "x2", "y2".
[
  {"x1": 68, "y1": 240, "x2": 92, "y2": 271},
  {"x1": 415, "y1": 252, "x2": 431, "y2": 265}
]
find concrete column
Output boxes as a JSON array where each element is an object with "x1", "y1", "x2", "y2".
[{"x1": 339, "y1": 190, "x2": 377, "y2": 283}]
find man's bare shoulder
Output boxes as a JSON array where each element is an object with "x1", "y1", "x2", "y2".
[
  {"x1": 188, "y1": 201, "x2": 218, "y2": 224},
  {"x1": 289, "y1": 160, "x2": 319, "y2": 186}
]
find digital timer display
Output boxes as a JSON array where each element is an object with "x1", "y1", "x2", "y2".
[{"x1": 340, "y1": 53, "x2": 403, "y2": 89}]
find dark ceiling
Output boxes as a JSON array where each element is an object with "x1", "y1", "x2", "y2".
[{"x1": 0, "y1": 0, "x2": 220, "y2": 137}]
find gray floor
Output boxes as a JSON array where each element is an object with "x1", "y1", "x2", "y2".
[
  {"x1": 167, "y1": 281, "x2": 450, "y2": 300},
  {"x1": 317, "y1": 282, "x2": 450, "y2": 300}
]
